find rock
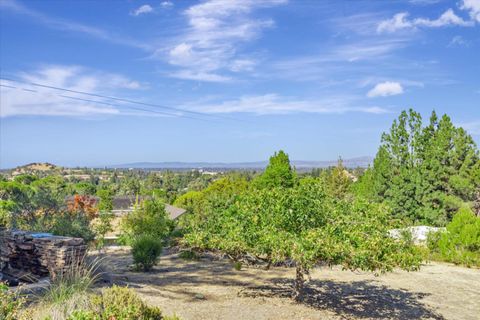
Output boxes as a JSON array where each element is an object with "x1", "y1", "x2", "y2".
[{"x1": 195, "y1": 293, "x2": 206, "y2": 300}]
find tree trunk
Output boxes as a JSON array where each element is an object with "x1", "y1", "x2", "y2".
[{"x1": 294, "y1": 265, "x2": 306, "y2": 301}]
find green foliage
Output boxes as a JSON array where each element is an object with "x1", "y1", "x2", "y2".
[
  {"x1": 174, "y1": 175, "x2": 249, "y2": 230},
  {"x1": 233, "y1": 261, "x2": 242, "y2": 271},
  {"x1": 254, "y1": 150, "x2": 296, "y2": 189},
  {"x1": 92, "y1": 212, "x2": 114, "y2": 249},
  {"x1": 95, "y1": 286, "x2": 163, "y2": 320},
  {"x1": 48, "y1": 213, "x2": 96, "y2": 243},
  {"x1": 57, "y1": 286, "x2": 170, "y2": 320},
  {"x1": 184, "y1": 177, "x2": 422, "y2": 299},
  {"x1": 1, "y1": 282, "x2": 28, "y2": 320},
  {"x1": 96, "y1": 188, "x2": 113, "y2": 211},
  {"x1": 356, "y1": 110, "x2": 480, "y2": 226},
  {"x1": 178, "y1": 250, "x2": 199, "y2": 260},
  {"x1": 132, "y1": 235, "x2": 163, "y2": 271},
  {"x1": 323, "y1": 158, "x2": 353, "y2": 199},
  {"x1": 120, "y1": 196, "x2": 173, "y2": 245},
  {"x1": 428, "y1": 207, "x2": 480, "y2": 266}
]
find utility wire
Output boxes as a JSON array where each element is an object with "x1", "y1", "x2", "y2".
[
  {"x1": 0, "y1": 83, "x2": 213, "y2": 122},
  {"x1": 0, "y1": 77, "x2": 243, "y2": 122}
]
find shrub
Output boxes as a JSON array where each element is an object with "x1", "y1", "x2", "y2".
[
  {"x1": 49, "y1": 213, "x2": 96, "y2": 243},
  {"x1": 233, "y1": 261, "x2": 242, "y2": 271},
  {"x1": 428, "y1": 207, "x2": 480, "y2": 267},
  {"x1": 132, "y1": 235, "x2": 163, "y2": 271},
  {"x1": 98, "y1": 286, "x2": 163, "y2": 320},
  {"x1": 0, "y1": 282, "x2": 28, "y2": 320},
  {"x1": 120, "y1": 197, "x2": 173, "y2": 245},
  {"x1": 44, "y1": 286, "x2": 174, "y2": 320},
  {"x1": 92, "y1": 212, "x2": 114, "y2": 249},
  {"x1": 178, "y1": 250, "x2": 198, "y2": 261}
]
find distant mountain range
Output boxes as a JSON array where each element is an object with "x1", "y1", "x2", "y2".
[{"x1": 108, "y1": 157, "x2": 373, "y2": 170}]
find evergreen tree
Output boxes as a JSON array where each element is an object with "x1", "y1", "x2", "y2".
[
  {"x1": 254, "y1": 150, "x2": 296, "y2": 188},
  {"x1": 356, "y1": 109, "x2": 480, "y2": 226}
]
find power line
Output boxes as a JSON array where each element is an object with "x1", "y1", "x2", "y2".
[
  {"x1": 0, "y1": 77, "x2": 242, "y2": 122},
  {"x1": 0, "y1": 83, "x2": 213, "y2": 122}
]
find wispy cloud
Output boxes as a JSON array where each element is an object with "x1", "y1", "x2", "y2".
[
  {"x1": 185, "y1": 93, "x2": 389, "y2": 115},
  {"x1": 377, "y1": 9, "x2": 473, "y2": 33},
  {"x1": 448, "y1": 35, "x2": 470, "y2": 47},
  {"x1": 131, "y1": 4, "x2": 154, "y2": 16},
  {"x1": 0, "y1": 0, "x2": 151, "y2": 50},
  {"x1": 159, "y1": 0, "x2": 286, "y2": 82},
  {"x1": 268, "y1": 39, "x2": 408, "y2": 82},
  {"x1": 367, "y1": 81, "x2": 404, "y2": 98},
  {"x1": 161, "y1": 1, "x2": 174, "y2": 9},
  {"x1": 0, "y1": 65, "x2": 146, "y2": 117}
]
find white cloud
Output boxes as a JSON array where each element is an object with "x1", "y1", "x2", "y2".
[
  {"x1": 0, "y1": 65, "x2": 145, "y2": 117},
  {"x1": 161, "y1": 1, "x2": 174, "y2": 8},
  {"x1": 163, "y1": 0, "x2": 285, "y2": 81},
  {"x1": 367, "y1": 82, "x2": 404, "y2": 98},
  {"x1": 185, "y1": 94, "x2": 389, "y2": 115},
  {"x1": 131, "y1": 4, "x2": 154, "y2": 16},
  {"x1": 377, "y1": 8, "x2": 474, "y2": 33},
  {"x1": 460, "y1": 0, "x2": 480, "y2": 22}
]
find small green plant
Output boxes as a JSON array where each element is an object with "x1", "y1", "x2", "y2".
[
  {"x1": 233, "y1": 261, "x2": 242, "y2": 271},
  {"x1": 132, "y1": 235, "x2": 163, "y2": 271},
  {"x1": 178, "y1": 250, "x2": 198, "y2": 261}
]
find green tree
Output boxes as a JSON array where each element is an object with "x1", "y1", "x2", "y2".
[
  {"x1": 325, "y1": 158, "x2": 352, "y2": 199},
  {"x1": 120, "y1": 196, "x2": 173, "y2": 245},
  {"x1": 184, "y1": 178, "x2": 422, "y2": 300},
  {"x1": 254, "y1": 150, "x2": 296, "y2": 189},
  {"x1": 356, "y1": 109, "x2": 480, "y2": 226}
]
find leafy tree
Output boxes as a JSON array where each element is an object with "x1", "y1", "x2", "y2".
[
  {"x1": 184, "y1": 178, "x2": 422, "y2": 300},
  {"x1": 174, "y1": 176, "x2": 249, "y2": 229}
]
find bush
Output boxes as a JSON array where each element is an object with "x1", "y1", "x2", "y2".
[
  {"x1": 97, "y1": 286, "x2": 163, "y2": 320},
  {"x1": 178, "y1": 250, "x2": 198, "y2": 260},
  {"x1": 0, "y1": 282, "x2": 28, "y2": 320},
  {"x1": 49, "y1": 213, "x2": 96, "y2": 243},
  {"x1": 428, "y1": 207, "x2": 480, "y2": 267},
  {"x1": 43, "y1": 286, "x2": 176, "y2": 320},
  {"x1": 120, "y1": 197, "x2": 173, "y2": 245},
  {"x1": 132, "y1": 235, "x2": 163, "y2": 271}
]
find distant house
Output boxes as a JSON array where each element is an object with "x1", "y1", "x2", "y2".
[{"x1": 65, "y1": 195, "x2": 186, "y2": 220}]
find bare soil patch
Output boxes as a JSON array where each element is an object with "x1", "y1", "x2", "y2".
[{"x1": 98, "y1": 247, "x2": 479, "y2": 320}]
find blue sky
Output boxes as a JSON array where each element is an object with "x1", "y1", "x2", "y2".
[{"x1": 0, "y1": 0, "x2": 479, "y2": 168}]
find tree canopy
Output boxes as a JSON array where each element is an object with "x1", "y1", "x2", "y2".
[{"x1": 356, "y1": 110, "x2": 480, "y2": 226}]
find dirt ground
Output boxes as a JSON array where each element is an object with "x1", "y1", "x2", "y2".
[{"x1": 98, "y1": 247, "x2": 480, "y2": 320}]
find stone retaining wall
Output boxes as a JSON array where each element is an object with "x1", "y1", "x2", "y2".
[{"x1": 0, "y1": 229, "x2": 87, "y2": 281}]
